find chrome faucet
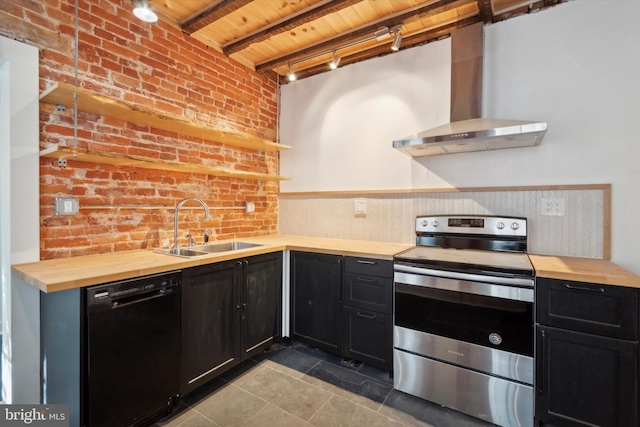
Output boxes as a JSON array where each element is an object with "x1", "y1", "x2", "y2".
[{"x1": 173, "y1": 198, "x2": 210, "y2": 252}]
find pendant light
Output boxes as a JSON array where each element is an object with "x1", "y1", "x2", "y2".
[{"x1": 132, "y1": 1, "x2": 158, "y2": 23}]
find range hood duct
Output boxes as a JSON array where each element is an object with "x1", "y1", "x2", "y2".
[{"x1": 392, "y1": 23, "x2": 547, "y2": 157}]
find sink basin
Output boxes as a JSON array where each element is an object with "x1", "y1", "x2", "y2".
[
  {"x1": 192, "y1": 241, "x2": 263, "y2": 253},
  {"x1": 158, "y1": 248, "x2": 209, "y2": 257},
  {"x1": 157, "y1": 241, "x2": 263, "y2": 258}
]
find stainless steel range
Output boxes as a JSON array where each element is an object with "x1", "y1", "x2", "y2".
[{"x1": 393, "y1": 215, "x2": 534, "y2": 427}]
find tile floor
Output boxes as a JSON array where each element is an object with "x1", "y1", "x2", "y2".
[{"x1": 156, "y1": 340, "x2": 495, "y2": 427}]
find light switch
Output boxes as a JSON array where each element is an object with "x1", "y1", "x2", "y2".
[{"x1": 354, "y1": 199, "x2": 367, "y2": 215}]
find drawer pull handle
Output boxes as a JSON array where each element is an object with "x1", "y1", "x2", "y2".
[
  {"x1": 356, "y1": 312, "x2": 377, "y2": 319},
  {"x1": 565, "y1": 284, "x2": 604, "y2": 293},
  {"x1": 357, "y1": 277, "x2": 378, "y2": 283},
  {"x1": 356, "y1": 260, "x2": 377, "y2": 265}
]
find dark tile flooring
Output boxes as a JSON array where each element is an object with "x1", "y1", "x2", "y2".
[{"x1": 156, "y1": 340, "x2": 495, "y2": 427}]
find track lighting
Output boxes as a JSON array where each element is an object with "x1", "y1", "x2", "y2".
[
  {"x1": 286, "y1": 64, "x2": 296, "y2": 82},
  {"x1": 283, "y1": 25, "x2": 402, "y2": 81},
  {"x1": 391, "y1": 31, "x2": 402, "y2": 52},
  {"x1": 132, "y1": 1, "x2": 158, "y2": 23},
  {"x1": 329, "y1": 51, "x2": 341, "y2": 70}
]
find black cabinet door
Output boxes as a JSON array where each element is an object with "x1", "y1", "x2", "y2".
[
  {"x1": 343, "y1": 306, "x2": 392, "y2": 370},
  {"x1": 291, "y1": 251, "x2": 343, "y2": 354},
  {"x1": 181, "y1": 260, "x2": 240, "y2": 393},
  {"x1": 241, "y1": 252, "x2": 283, "y2": 360},
  {"x1": 535, "y1": 325, "x2": 638, "y2": 427}
]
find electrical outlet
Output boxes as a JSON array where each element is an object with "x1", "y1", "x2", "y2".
[
  {"x1": 541, "y1": 198, "x2": 565, "y2": 216},
  {"x1": 55, "y1": 197, "x2": 79, "y2": 215}
]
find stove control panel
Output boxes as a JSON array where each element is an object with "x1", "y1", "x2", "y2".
[{"x1": 416, "y1": 215, "x2": 527, "y2": 237}]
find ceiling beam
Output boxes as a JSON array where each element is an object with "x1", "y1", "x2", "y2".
[
  {"x1": 476, "y1": 0, "x2": 494, "y2": 23},
  {"x1": 181, "y1": 0, "x2": 253, "y2": 35},
  {"x1": 256, "y1": 0, "x2": 472, "y2": 72},
  {"x1": 224, "y1": 0, "x2": 363, "y2": 55},
  {"x1": 279, "y1": 15, "x2": 481, "y2": 82}
]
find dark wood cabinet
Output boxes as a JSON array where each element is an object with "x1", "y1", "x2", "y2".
[
  {"x1": 342, "y1": 257, "x2": 393, "y2": 370},
  {"x1": 181, "y1": 260, "x2": 239, "y2": 393},
  {"x1": 535, "y1": 278, "x2": 639, "y2": 427},
  {"x1": 290, "y1": 251, "x2": 344, "y2": 355},
  {"x1": 290, "y1": 252, "x2": 394, "y2": 371},
  {"x1": 241, "y1": 252, "x2": 283, "y2": 359},
  {"x1": 182, "y1": 252, "x2": 282, "y2": 394}
]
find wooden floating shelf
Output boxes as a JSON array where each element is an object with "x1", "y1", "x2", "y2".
[
  {"x1": 40, "y1": 82, "x2": 292, "y2": 152},
  {"x1": 40, "y1": 145, "x2": 291, "y2": 182}
]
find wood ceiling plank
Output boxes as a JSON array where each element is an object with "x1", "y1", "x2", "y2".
[
  {"x1": 182, "y1": 0, "x2": 254, "y2": 35},
  {"x1": 256, "y1": 0, "x2": 473, "y2": 72},
  {"x1": 151, "y1": 0, "x2": 213, "y2": 22},
  {"x1": 224, "y1": 0, "x2": 363, "y2": 55}
]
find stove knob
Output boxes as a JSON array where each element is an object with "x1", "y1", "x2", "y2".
[
  {"x1": 421, "y1": 220, "x2": 428, "y2": 227},
  {"x1": 511, "y1": 222, "x2": 520, "y2": 230},
  {"x1": 496, "y1": 222, "x2": 505, "y2": 230},
  {"x1": 432, "y1": 220, "x2": 439, "y2": 227}
]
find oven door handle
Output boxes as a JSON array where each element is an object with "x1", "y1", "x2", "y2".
[
  {"x1": 394, "y1": 264, "x2": 534, "y2": 288},
  {"x1": 394, "y1": 268, "x2": 534, "y2": 303}
]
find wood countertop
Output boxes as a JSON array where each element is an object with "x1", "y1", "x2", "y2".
[
  {"x1": 12, "y1": 234, "x2": 640, "y2": 293},
  {"x1": 529, "y1": 254, "x2": 640, "y2": 289},
  {"x1": 11, "y1": 235, "x2": 412, "y2": 293}
]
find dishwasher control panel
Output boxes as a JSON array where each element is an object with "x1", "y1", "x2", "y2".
[{"x1": 87, "y1": 271, "x2": 181, "y2": 312}]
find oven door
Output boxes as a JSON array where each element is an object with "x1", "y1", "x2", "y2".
[{"x1": 394, "y1": 265, "x2": 534, "y2": 384}]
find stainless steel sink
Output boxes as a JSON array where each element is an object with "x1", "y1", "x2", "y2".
[
  {"x1": 157, "y1": 241, "x2": 263, "y2": 258},
  {"x1": 192, "y1": 241, "x2": 263, "y2": 253},
  {"x1": 158, "y1": 247, "x2": 209, "y2": 257}
]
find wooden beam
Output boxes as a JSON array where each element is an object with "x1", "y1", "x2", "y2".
[
  {"x1": 256, "y1": 0, "x2": 472, "y2": 72},
  {"x1": 224, "y1": 0, "x2": 363, "y2": 55},
  {"x1": 182, "y1": 0, "x2": 253, "y2": 35},
  {"x1": 476, "y1": 0, "x2": 494, "y2": 23}
]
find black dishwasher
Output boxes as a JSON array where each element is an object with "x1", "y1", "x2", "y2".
[{"x1": 85, "y1": 271, "x2": 181, "y2": 427}]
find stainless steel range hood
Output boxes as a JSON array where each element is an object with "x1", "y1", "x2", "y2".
[{"x1": 393, "y1": 23, "x2": 547, "y2": 157}]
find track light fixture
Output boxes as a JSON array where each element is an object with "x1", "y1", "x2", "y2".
[
  {"x1": 283, "y1": 25, "x2": 402, "y2": 81},
  {"x1": 391, "y1": 30, "x2": 402, "y2": 52},
  {"x1": 329, "y1": 51, "x2": 341, "y2": 70},
  {"x1": 132, "y1": 1, "x2": 158, "y2": 23},
  {"x1": 286, "y1": 63, "x2": 296, "y2": 82}
]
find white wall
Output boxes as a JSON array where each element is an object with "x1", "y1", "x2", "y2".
[
  {"x1": 0, "y1": 35, "x2": 41, "y2": 403},
  {"x1": 280, "y1": 0, "x2": 640, "y2": 274}
]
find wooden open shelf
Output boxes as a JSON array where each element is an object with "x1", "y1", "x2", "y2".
[
  {"x1": 40, "y1": 82, "x2": 292, "y2": 152},
  {"x1": 40, "y1": 145, "x2": 291, "y2": 181},
  {"x1": 39, "y1": 82, "x2": 291, "y2": 181}
]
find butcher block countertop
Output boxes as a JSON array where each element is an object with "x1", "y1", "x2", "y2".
[
  {"x1": 529, "y1": 254, "x2": 640, "y2": 289},
  {"x1": 11, "y1": 235, "x2": 412, "y2": 293},
  {"x1": 12, "y1": 234, "x2": 640, "y2": 293}
]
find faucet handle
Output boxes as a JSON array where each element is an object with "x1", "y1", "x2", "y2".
[{"x1": 185, "y1": 234, "x2": 195, "y2": 247}]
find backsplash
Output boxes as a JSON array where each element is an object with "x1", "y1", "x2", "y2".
[{"x1": 279, "y1": 187, "x2": 607, "y2": 258}]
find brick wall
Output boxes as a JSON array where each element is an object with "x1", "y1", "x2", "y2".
[{"x1": 1, "y1": 0, "x2": 280, "y2": 259}]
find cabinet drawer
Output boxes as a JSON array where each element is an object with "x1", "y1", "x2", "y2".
[
  {"x1": 343, "y1": 272, "x2": 392, "y2": 314},
  {"x1": 536, "y1": 278, "x2": 638, "y2": 340},
  {"x1": 343, "y1": 306, "x2": 392, "y2": 370},
  {"x1": 344, "y1": 256, "x2": 393, "y2": 278}
]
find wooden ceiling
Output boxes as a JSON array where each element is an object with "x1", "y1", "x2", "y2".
[{"x1": 147, "y1": 0, "x2": 567, "y2": 82}]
